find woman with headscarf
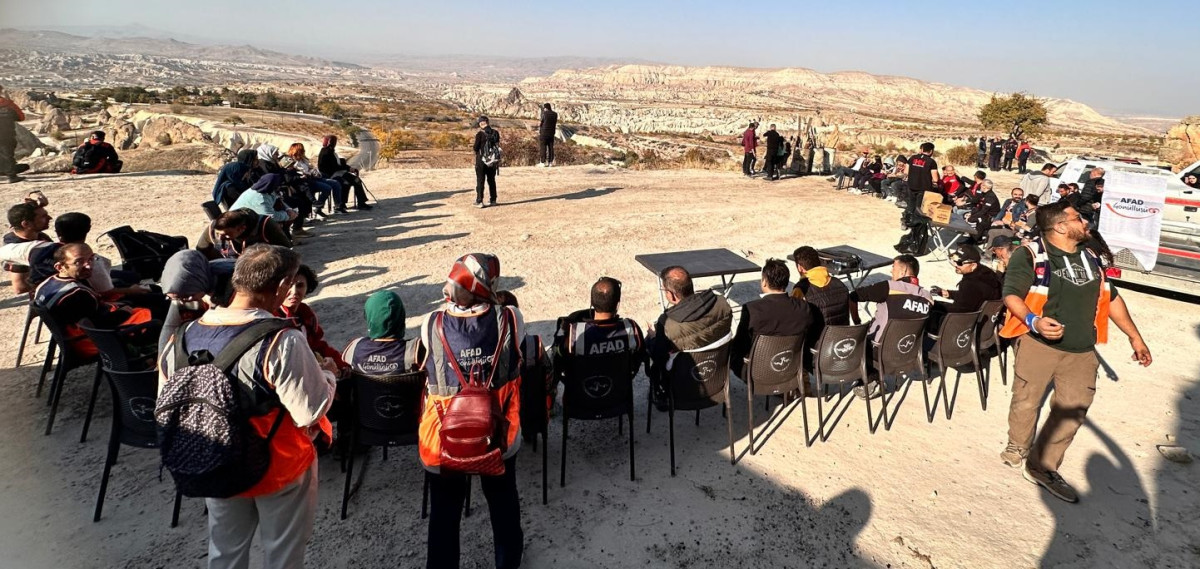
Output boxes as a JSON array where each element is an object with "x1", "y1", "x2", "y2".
[
  {"x1": 157, "y1": 250, "x2": 236, "y2": 352},
  {"x1": 211, "y1": 149, "x2": 259, "y2": 208},
  {"x1": 418, "y1": 253, "x2": 524, "y2": 569},
  {"x1": 342, "y1": 290, "x2": 422, "y2": 375},
  {"x1": 229, "y1": 173, "x2": 300, "y2": 230},
  {"x1": 256, "y1": 144, "x2": 284, "y2": 176},
  {"x1": 281, "y1": 142, "x2": 346, "y2": 216},
  {"x1": 318, "y1": 135, "x2": 372, "y2": 210}
]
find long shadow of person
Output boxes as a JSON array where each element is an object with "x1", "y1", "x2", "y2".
[{"x1": 1039, "y1": 421, "x2": 1153, "y2": 567}]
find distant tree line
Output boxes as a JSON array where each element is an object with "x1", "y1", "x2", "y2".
[{"x1": 82, "y1": 85, "x2": 353, "y2": 119}]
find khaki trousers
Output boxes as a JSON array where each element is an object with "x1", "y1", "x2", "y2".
[
  {"x1": 206, "y1": 461, "x2": 318, "y2": 569},
  {"x1": 1006, "y1": 336, "x2": 1099, "y2": 472}
]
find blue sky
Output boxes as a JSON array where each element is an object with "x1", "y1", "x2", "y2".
[{"x1": 3, "y1": 0, "x2": 1196, "y2": 117}]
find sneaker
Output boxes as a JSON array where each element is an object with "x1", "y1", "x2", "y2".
[
  {"x1": 1001, "y1": 443, "x2": 1028, "y2": 468},
  {"x1": 848, "y1": 189, "x2": 863, "y2": 195},
  {"x1": 336, "y1": 206, "x2": 351, "y2": 214},
  {"x1": 1023, "y1": 466, "x2": 1079, "y2": 503},
  {"x1": 354, "y1": 203, "x2": 373, "y2": 211},
  {"x1": 536, "y1": 162, "x2": 545, "y2": 168},
  {"x1": 488, "y1": 200, "x2": 497, "y2": 207},
  {"x1": 476, "y1": 202, "x2": 486, "y2": 209}
]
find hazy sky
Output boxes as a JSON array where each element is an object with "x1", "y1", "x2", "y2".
[{"x1": 3, "y1": 0, "x2": 1196, "y2": 117}]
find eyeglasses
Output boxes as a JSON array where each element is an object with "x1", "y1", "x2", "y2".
[{"x1": 1061, "y1": 214, "x2": 1083, "y2": 224}]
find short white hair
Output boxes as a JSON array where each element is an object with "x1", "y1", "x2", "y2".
[{"x1": 982, "y1": 180, "x2": 994, "y2": 190}]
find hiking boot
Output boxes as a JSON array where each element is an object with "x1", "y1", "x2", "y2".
[
  {"x1": 488, "y1": 200, "x2": 497, "y2": 207},
  {"x1": 1001, "y1": 443, "x2": 1028, "y2": 468},
  {"x1": 1023, "y1": 466, "x2": 1078, "y2": 503},
  {"x1": 15, "y1": 164, "x2": 30, "y2": 174}
]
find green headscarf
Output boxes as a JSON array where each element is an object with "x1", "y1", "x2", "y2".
[{"x1": 364, "y1": 290, "x2": 406, "y2": 340}]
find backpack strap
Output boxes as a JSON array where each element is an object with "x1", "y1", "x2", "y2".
[
  {"x1": 211, "y1": 319, "x2": 293, "y2": 372},
  {"x1": 433, "y1": 307, "x2": 511, "y2": 390}
]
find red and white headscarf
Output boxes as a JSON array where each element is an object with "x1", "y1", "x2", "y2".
[{"x1": 443, "y1": 253, "x2": 500, "y2": 307}]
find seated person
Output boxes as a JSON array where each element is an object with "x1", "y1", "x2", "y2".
[
  {"x1": 158, "y1": 249, "x2": 236, "y2": 353},
  {"x1": 1185, "y1": 173, "x2": 1200, "y2": 189},
  {"x1": 880, "y1": 156, "x2": 908, "y2": 201},
  {"x1": 989, "y1": 235, "x2": 1019, "y2": 275},
  {"x1": 3, "y1": 200, "x2": 52, "y2": 294},
  {"x1": 830, "y1": 150, "x2": 868, "y2": 190},
  {"x1": 230, "y1": 173, "x2": 298, "y2": 227},
  {"x1": 33, "y1": 243, "x2": 159, "y2": 360},
  {"x1": 992, "y1": 188, "x2": 1026, "y2": 225},
  {"x1": 730, "y1": 259, "x2": 811, "y2": 378},
  {"x1": 848, "y1": 254, "x2": 932, "y2": 398},
  {"x1": 646, "y1": 266, "x2": 733, "y2": 408},
  {"x1": 940, "y1": 165, "x2": 963, "y2": 200},
  {"x1": 0, "y1": 210, "x2": 138, "y2": 294},
  {"x1": 276, "y1": 265, "x2": 349, "y2": 378},
  {"x1": 211, "y1": 149, "x2": 259, "y2": 209},
  {"x1": 954, "y1": 179, "x2": 1001, "y2": 239},
  {"x1": 71, "y1": 131, "x2": 122, "y2": 174},
  {"x1": 552, "y1": 276, "x2": 646, "y2": 374},
  {"x1": 497, "y1": 290, "x2": 558, "y2": 434},
  {"x1": 195, "y1": 208, "x2": 292, "y2": 260},
  {"x1": 928, "y1": 244, "x2": 1003, "y2": 328},
  {"x1": 790, "y1": 246, "x2": 850, "y2": 362},
  {"x1": 343, "y1": 289, "x2": 422, "y2": 377},
  {"x1": 956, "y1": 170, "x2": 987, "y2": 201},
  {"x1": 281, "y1": 143, "x2": 346, "y2": 215}
]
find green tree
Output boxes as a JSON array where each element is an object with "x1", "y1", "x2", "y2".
[{"x1": 978, "y1": 93, "x2": 1048, "y2": 137}]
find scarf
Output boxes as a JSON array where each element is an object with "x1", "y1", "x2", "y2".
[{"x1": 364, "y1": 290, "x2": 406, "y2": 340}]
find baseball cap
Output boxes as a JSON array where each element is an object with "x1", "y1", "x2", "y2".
[
  {"x1": 989, "y1": 235, "x2": 1018, "y2": 249},
  {"x1": 949, "y1": 244, "x2": 982, "y2": 265}
]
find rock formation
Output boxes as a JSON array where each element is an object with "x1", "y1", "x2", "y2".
[
  {"x1": 140, "y1": 116, "x2": 208, "y2": 148},
  {"x1": 1162, "y1": 116, "x2": 1200, "y2": 172},
  {"x1": 36, "y1": 107, "x2": 71, "y2": 135}
]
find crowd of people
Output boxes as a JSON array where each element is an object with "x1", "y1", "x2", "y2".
[{"x1": 0, "y1": 105, "x2": 1161, "y2": 569}]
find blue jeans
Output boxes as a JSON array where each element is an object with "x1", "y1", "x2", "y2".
[{"x1": 308, "y1": 178, "x2": 343, "y2": 209}]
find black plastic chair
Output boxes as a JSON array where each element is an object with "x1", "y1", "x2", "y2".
[
  {"x1": 14, "y1": 295, "x2": 47, "y2": 367},
  {"x1": 93, "y1": 369, "x2": 184, "y2": 526},
  {"x1": 925, "y1": 311, "x2": 984, "y2": 420},
  {"x1": 518, "y1": 334, "x2": 551, "y2": 505},
  {"x1": 799, "y1": 324, "x2": 872, "y2": 444},
  {"x1": 873, "y1": 317, "x2": 929, "y2": 428},
  {"x1": 340, "y1": 370, "x2": 427, "y2": 520},
  {"x1": 976, "y1": 300, "x2": 1007, "y2": 386},
  {"x1": 651, "y1": 343, "x2": 734, "y2": 477},
  {"x1": 741, "y1": 335, "x2": 804, "y2": 455},
  {"x1": 201, "y1": 200, "x2": 223, "y2": 221},
  {"x1": 30, "y1": 303, "x2": 102, "y2": 436},
  {"x1": 559, "y1": 349, "x2": 638, "y2": 490},
  {"x1": 78, "y1": 320, "x2": 162, "y2": 443}
]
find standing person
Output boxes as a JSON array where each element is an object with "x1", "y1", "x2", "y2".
[
  {"x1": 1016, "y1": 140, "x2": 1032, "y2": 174},
  {"x1": 0, "y1": 85, "x2": 27, "y2": 184},
  {"x1": 473, "y1": 116, "x2": 501, "y2": 208},
  {"x1": 1019, "y1": 163, "x2": 1058, "y2": 203},
  {"x1": 419, "y1": 253, "x2": 524, "y2": 569},
  {"x1": 988, "y1": 137, "x2": 1003, "y2": 171},
  {"x1": 158, "y1": 244, "x2": 338, "y2": 568},
  {"x1": 976, "y1": 135, "x2": 988, "y2": 169},
  {"x1": 537, "y1": 103, "x2": 558, "y2": 167},
  {"x1": 762, "y1": 124, "x2": 783, "y2": 181},
  {"x1": 1002, "y1": 137, "x2": 1018, "y2": 171},
  {"x1": 902, "y1": 142, "x2": 939, "y2": 212},
  {"x1": 998, "y1": 201, "x2": 1152, "y2": 503},
  {"x1": 741, "y1": 121, "x2": 758, "y2": 177}
]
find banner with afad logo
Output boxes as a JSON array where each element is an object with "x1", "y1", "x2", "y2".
[{"x1": 1098, "y1": 167, "x2": 1169, "y2": 270}]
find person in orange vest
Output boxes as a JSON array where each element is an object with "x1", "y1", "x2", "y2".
[
  {"x1": 158, "y1": 244, "x2": 338, "y2": 568},
  {"x1": 419, "y1": 253, "x2": 524, "y2": 569},
  {"x1": 998, "y1": 200, "x2": 1151, "y2": 503}
]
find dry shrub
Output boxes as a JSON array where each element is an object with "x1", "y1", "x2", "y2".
[
  {"x1": 497, "y1": 130, "x2": 585, "y2": 167},
  {"x1": 430, "y1": 132, "x2": 471, "y2": 150},
  {"x1": 945, "y1": 144, "x2": 978, "y2": 166},
  {"x1": 376, "y1": 128, "x2": 419, "y2": 160}
]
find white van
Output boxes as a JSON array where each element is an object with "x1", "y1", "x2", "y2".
[{"x1": 1050, "y1": 157, "x2": 1200, "y2": 295}]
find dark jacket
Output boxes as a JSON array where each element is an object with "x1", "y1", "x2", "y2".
[
  {"x1": 473, "y1": 127, "x2": 500, "y2": 168},
  {"x1": 72, "y1": 141, "x2": 121, "y2": 174},
  {"x1": 538, "y1": 110, "x2": 558, "y2": 139},
  {"x1": 317, "y1": 146, "x2": 345, "y2": 178},
  {"x1": 965, "y1": 191, "x2": 1001, "y2": 235},
  {"x1": 764, "y1": 130, "x2": 783, "y2": 155},
  {"x1": 651, "y1": 290, "x2": 732, "y2": 377},
  {"x1": 946, "y1": 265, "x2": 1003, "y2": 313},
  {"x1": 211, "y1": 150, "x2": 258, "y2": 204},
  {"x1": 730, "y1": 293, "x2": 811, "y2": 377}
]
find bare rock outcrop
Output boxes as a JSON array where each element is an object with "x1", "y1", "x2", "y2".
[
  {"x1": 37, "y1": 107, "x2": 71, "y2": 135},
  {"x1": 1162, "y1": 116, "x2": 1200, "y2": 171},
  {"x1": 14, "y1": 124, "x2": 53, "y2": 160},
  {"x1": 140, "y1": 116, "x2": 208, "y2": 148}
]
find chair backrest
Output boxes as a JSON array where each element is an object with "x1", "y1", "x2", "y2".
[
  {"x1": 518, "y1": 334, "x2": 549, "y2": 433},
  {"x1": 101, "y1": 226, "x2": 189, "y2": 281},
  {"x1": 78, "y1": 321, "x2": 155, "y2": 372},
  {"x1": 561, "y1": 350, "x2": 635, "y2": 420},
  {"x1": 104, "y1": 369, "x2": 160, "y2": 448},
  {"x1": 352, "y1": 370, "x2": 426, "y2": 446},
  {"x1": 743, "y1": 334, "x2": 803, "y2": 395},
  {"x1": 665, "y1": 343, "x2": 731, "y2": 410},
  {"x1": 976, "y1": 300, "x2": 1005, "y2": 349},
  {"x1": 813, "y1": 324, "x2": 870, "y2": 383},
  {"x1": 201, "y1": 200, "x2": 223, "y2": 221},
  {"x1": 30, "y1": 303, "x2": 94, "y2": 366},
  {"x1": 875, "y1": 317, "x2": 928, "y2": 376},
  {"x1": 931, "y1": 311, "x2": 981, "y2": 369}
]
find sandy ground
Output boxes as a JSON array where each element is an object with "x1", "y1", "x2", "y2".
[{"x1": 0, "y1": 165, "x2": 1197, "y2": 569}]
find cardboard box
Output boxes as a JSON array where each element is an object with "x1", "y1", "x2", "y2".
[
  {"x1": 930, "y1": 204, "x2": 953, "y2": 225},
  {"x1": 921, "y1": 192, "x2": 943, "y2": 217}
]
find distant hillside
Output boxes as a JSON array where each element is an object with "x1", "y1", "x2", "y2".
[
  {"x1": 0, "y1": 28, "x2": 361, "y2": 69},
  {"x1": 364, "y1": 54, "x2": 649, "y2": 82}
]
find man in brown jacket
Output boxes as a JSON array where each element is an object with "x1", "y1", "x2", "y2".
[{"x1": 647, "y1": 266, "x2": 733, "y2": 409}]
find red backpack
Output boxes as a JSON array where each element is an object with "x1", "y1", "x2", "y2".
[{"x1": 431, "y1": 311, "x2": 510, "y2": 476}]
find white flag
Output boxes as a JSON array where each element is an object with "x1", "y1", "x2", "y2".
[{"x1": 1098, "y1": 168, "x2": 1170, "y2": 270}]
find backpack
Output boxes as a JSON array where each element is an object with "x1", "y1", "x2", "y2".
[
  {"x1": 894, "y1": 221, "x2": 932, "y2": 256},
  {"x1": 103, "y1": 225, "x2": 189, "y2": 281},
  {"x1": 480, "y1": 129, "x2": 502, "y2": 168},
  {"x1": 155, "y1": 319, "x2": 292, "y2": 498},
  {"x1": 818, "y1": 249, "x2": 862, "y2": 275},
  {"x1": 430, "y1": 310, "x2": 511, "y2": 476}
]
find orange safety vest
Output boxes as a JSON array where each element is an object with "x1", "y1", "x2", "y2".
[{"x1": 1000, "y1": 238, "x2": 1111, "y2": 343}]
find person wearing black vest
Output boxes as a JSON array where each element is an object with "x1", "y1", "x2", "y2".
[
  {"x1": 928, "y1": 244, "x2": 1002, "y2": 331},
  {"x1": 762, "y1": 124, "x2": 784, "y2": 181},
  {"x1": 730, "y1": 259, "x2": 811, "y2": 379},
  {"x1": 988, "y1": 137, "x2": 1003, "y2": 171},
  {"x1": 473, "y1": 116, "x2": 501, "y2": 208},
  {"x1": 849, "y1": 254, "x2": 933, "y2": 399},
  {"x1": 552, "y1": 276, "x2": 646, "y2": 378},
  {"x1": 537, "y1": 103, "x2": 558, "y2": 167},
  {"x1": 790, "y1": 246, "x2": 851, "y2": 364}
]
